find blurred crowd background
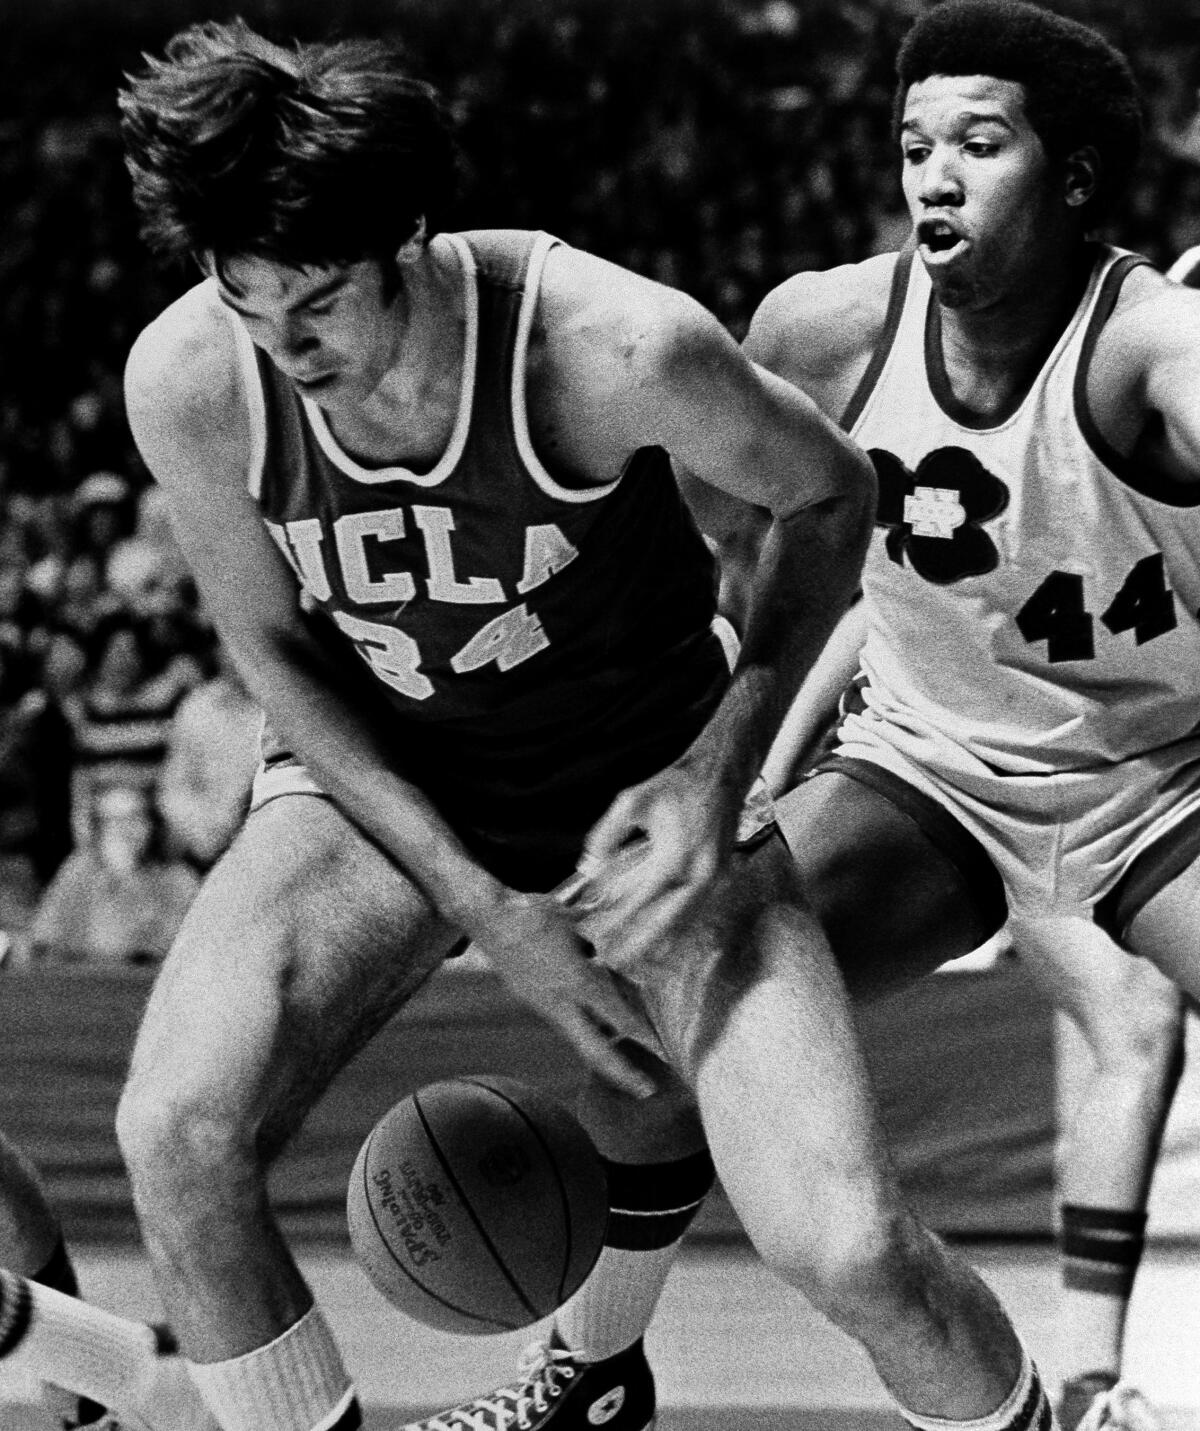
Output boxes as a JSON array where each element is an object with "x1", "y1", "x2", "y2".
[{"x1": 4, "y1": 0, "x2": 1200, "y2": 964}]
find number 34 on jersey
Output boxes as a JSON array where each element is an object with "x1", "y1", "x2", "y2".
[{"x1": 265, "y1": 506, "x2": 581, "y2": 700}]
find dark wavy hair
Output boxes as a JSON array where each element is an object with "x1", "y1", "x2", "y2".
[
  {"x1": 119, "y1": 19, "x2": 461, "y2": 267},
  {"x1": 894, "y1": 0, "x2": 1143, "y2": 224}
]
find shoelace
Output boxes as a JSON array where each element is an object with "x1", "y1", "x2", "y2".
[
  {"x1": 1078, "y1": 1386, "x2": 1160, "y2": 1431},
  {"x1": 422, "y1": 1342, "x2": 578, "y2": 1431}
]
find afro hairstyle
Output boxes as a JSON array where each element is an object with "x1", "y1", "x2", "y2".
[{"x1": 894, "y1": 0, "x2": 1143, "y2": 223}]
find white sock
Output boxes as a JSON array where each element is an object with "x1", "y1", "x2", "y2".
[
  {"x1": 900, "y1": 1348, "x2": 1058, "y2": 1431},
  {"x1": 186, "y1": 1304, "x2": 356, "y2": 1431},
  {"x1": 555, "y1": 1149, "x2": 714, "y2": 1362},
  {"x1": 556, "y1": 1242, "x2": 679, "y2": 1361},
  {"x1": 0, "y1": 1268, "x2": 160, "y2": 1407}
]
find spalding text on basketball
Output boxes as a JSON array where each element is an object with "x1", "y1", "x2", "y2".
[{"x1": 372, "y1": 1162, "x2": 453, "y2": 1266}]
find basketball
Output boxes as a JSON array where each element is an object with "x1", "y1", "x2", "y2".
[{"x1": 346, "y1": 1075, "x2": 609, "y2": 1335}]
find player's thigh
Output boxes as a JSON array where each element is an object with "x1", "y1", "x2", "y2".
[
  {"x1": 127, "y1": 794, "x2": 460, "y2": 1156},
  {"x1": 777, "y1": 767, "x2": 1006, "y2": 1001},
  {"x1": 642, "y1": 835, "x2": 901, "y2": 1265},
  {"x1": 1124, "y1": 852, "x2": 1200, "y2": 1004}
]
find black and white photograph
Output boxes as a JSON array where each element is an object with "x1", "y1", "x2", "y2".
[{"x1": 1, "y1": 1, "x2": 1199, "y2": 1427}]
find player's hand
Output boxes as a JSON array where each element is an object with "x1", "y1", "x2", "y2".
[
  {"x1": 476, "y1": 892, "x2": 668, "y2": 1100},
  {"x1": 560, "y1": 763, "x2": 740, "y2": 978}
]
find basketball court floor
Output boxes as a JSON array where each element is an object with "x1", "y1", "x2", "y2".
[{"x1": 2, "y1": 1237, "x2": 1198, "y2": 1430}]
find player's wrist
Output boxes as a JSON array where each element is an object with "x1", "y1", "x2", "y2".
[
  {"x1": 433, "y1": 866, "x2": 522, "y2": 945},
  {"x1": 675, "y1": 718, "x2": 764, "y2": 816}
]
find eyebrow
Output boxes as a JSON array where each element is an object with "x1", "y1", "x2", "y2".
[
  {"x1": 901, "y1": 110, "x2": 1015, "y2": 134},
  {"x1": 218, "y1": 271, "x2": 350, "y2": 318}
]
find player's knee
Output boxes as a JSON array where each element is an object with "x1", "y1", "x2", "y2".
[
  {"x1": 575, "y1": 1069, "x2": 703, "y2": 1162},
  {"x1": 116, "y1": 1069, "x2": 255, "y2": 1211},
  {"x1": 753, "y1": 1183, "x2": 923, "y2": 1332}
]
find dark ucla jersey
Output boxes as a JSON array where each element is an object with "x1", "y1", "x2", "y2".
[{"x1": 224, "y1": 229, "x2": 728, "y2": 867}]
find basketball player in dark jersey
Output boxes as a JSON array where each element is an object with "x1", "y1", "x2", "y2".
[
  {"x1": 99, "y1": 18, "x2": 1070, "y2": 1431},
  {"x1": 533, "y1": 6, "x2": 1200, "y2": 1431}
]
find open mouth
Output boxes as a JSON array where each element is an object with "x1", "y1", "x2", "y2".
[{"x1": 917, "y1": 219, "x2": 967, "y2": 259}]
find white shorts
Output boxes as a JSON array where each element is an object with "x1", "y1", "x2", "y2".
[{"x1": 833, "y1": 700, "x2": 1200, "y2": 925}]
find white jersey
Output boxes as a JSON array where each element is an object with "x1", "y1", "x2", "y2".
[
  {"x1": 1167, "y1": 244, "x2": 1200, "y2": 286},
  {"x1": 847, "y1": 243, "x2": 1200, "y2": 779}
]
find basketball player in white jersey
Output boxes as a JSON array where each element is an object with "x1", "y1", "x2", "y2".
[
  {"x1": 417, "y1": 4, "x2": 1200, "y2": 1431},
  {"x1": 747, "y1": 3, "x2": 1200, "y2": 1428},
  {"x1": 764, "y1": 592, "x2": 1188, "y2": 1431}
]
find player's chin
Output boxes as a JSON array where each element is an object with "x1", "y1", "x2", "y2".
[{"x1": 924, "y1": 264, "x2": 983, "y2": 310}]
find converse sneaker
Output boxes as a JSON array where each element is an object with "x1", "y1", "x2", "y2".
[
  {"x1": 1070, "y1": 1381, "x2": 1160, "y2": 1431},
  {"x1": 403, "y1": 1337, "x2": 655, "y2": 1431},
  {"x1": 1059, "y1": 1373, "x2": 1120, "y2": 1431}
]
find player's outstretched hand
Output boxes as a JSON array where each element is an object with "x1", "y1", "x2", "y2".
[
  {"x1": 562, "y1": 763, "x2": 737, "y2": 977},
  {"x1": 478, "y1": 893, "x2": 667, "y2": 1100}
]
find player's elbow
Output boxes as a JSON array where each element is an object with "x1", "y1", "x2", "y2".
[
  {"x1": 778, "y1": 445, "x2": 876, "y2": 570},
  {"x1": 836, "y1": 451, "x2": 878, "y2": 566}
]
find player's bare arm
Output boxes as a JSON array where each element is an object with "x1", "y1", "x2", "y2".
[
  {"x1": 123, "y1": 285, "x2": 661, "y2": 1097},
  {"x1": 529, "y1": 247, "x2": 877, "y2": 970},
  {"x1": 1088, "y1": 269, "x2": 1200, "y2": 487},
  {"x1": 743, "y1": 252, "x2": 898, "y2": 419},
  {"x1": 673, "y1": 256, "x2": 898, "y2": 635}
]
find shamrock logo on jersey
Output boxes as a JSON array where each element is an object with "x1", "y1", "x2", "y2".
[{"x1": 870, "y1": 446, "x2": 1009, "y2": 584}]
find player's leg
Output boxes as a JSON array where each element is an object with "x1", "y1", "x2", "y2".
[
  {"x1": 1012, "y1": 915, "x2": 1184, "y2": 1431},
  {"x1": 114, "y1": 792, "x2": 461, "y2": 1431},
  {"x1": 0, "y1": 1268, "x2": 217, "y2": 1430},
  {"x1": 400, "y1": 1031, "x2": 709, "y2": 1431},
  {"x1": 406, "y1": 760, "x2": 1014, "y2": 1431},
  {"x1": 558, "y1": 1072, "x2": 708, "y2": 1355},
  {"x1": 0, "y1": 1135, "x2": 67, "y2": 1289},
  {"x1": 1120, "y1": 843, "x2": 1200, "y2": 1002},
  {"x1": 642, "y1": 832, "x2": 1054, "y2": 1430},
  {"x1": 780, "y1": 761, "x2": 1008, "y2": 1001},
  {"x1": 0, "y1": 1133, "x2": 114, "y2": 1427}
]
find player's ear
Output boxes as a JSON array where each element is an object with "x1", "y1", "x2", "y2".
[{"x1": 1063, "y1": 145, "x2": 1100, "y2": 210}]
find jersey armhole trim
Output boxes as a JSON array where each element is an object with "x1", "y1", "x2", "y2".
[
  {"x1": 511, "y1": 233, "x2": 619, "y2": 504},
  {"x1": 840, "y1": 245, "x2": 915, "y2": 433},
  {"x1": 1074, "y1": 254, "x2": 1200, "y2": 506},
  {"x1": 226, "y1": 308, "x2": 268, "y2": 501}
]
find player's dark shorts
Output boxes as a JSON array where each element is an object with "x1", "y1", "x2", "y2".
[
  {"x1": 252, "y1": 734, "x2": 776, "y2": 894},
  {"x1": 249, "y1": 627, "x2": 772, "y2": 893}
]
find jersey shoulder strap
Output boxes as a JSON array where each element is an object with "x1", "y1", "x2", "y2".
[{"x1": 840, "y1": 242, "x2": 917, "y2": 432}]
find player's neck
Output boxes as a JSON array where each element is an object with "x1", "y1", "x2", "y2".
[
  {"x1": 326, "y1": 236, "x2": 468, "y2": 467},
  {"x1": 935, "y1": 246, "x2": 1094, "y2": 420}
]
